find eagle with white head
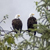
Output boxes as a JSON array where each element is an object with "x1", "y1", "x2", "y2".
[
  {"x1": 12, "y1": 14, "x2": 22, "y2": 33},
  {"x1": 27, "y1": 13, "x2": 37, "y2": 35}
]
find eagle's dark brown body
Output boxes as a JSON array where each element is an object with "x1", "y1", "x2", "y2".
[
  {"x1": 27, "y1": 16, "x2": 37, "y2": 35},
  {"x1": 12, "y1": 19, "x2": 22, "y2": 33}
]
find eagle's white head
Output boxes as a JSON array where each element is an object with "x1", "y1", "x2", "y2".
[
  {"x1": 29, "y1": 13, "x2": 34, "y2": 17},
  {"x1": 15, "y1": 14, "x2": 20, "y2": 19}
]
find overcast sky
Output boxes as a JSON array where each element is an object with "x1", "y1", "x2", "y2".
[{"x1": 0, "y1": 0, "x2": 40, "y2": 31}]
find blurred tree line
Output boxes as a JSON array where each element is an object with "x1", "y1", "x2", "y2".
[{"x1": 0, "y1": 0, "x2": 50, "y2": 50}]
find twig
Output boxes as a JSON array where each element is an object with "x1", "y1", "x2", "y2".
[
  {"x1": 21, "y1": 35, "x2": 28, "y2": 42},
  {"x1": 0, "y1": 19, "x2": 5, "y2": 23}
]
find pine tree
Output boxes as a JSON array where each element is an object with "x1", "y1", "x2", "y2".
[{"x1": 35, "y1": 0, "x2": 50, "y2": 50}]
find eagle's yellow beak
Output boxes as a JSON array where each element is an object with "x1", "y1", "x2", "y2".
[
  {"x1": 18, "y1": 15, "x2": 20, "y2": 17},
  {"x1": 32, "y1": 13, "x2": 34, "y2": 15}
]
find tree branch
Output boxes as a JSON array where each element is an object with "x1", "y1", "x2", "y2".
[{"x1": 0, "y1": 19, "x2": 5, "y2": 23}]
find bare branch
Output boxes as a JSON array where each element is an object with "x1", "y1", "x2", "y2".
[{"x1": 0, "y1": 19, "x2": 5, "y2": 23}]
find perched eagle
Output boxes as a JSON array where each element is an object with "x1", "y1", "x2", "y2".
[
  {"x1": 27, "y1": 13, "x2": 37, "y2": 35},
  {"x1": 12, "y1": 14, "x2": 22, "y2": 33}
]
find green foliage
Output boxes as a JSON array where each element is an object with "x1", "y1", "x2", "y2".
[
  {"x1": 35, "y1": 0, "x2": 50, "y2": 50},
  {"x1": 35, "y1": 2, "x2": 38, "y2": 6},
  {"x1": 5, "y1": 35, "x2": 15, "y2": 44},
  {"x1": 7, "y1": 47, "x2": 11, "y2": 50}
]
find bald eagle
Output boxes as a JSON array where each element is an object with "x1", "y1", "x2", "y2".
[
  {"x1": 12, "y1": 14, "x2": 22, "y2": 33},
  {"x1": 27, "y1": 13, "x2": 37, "y2": 35}
]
